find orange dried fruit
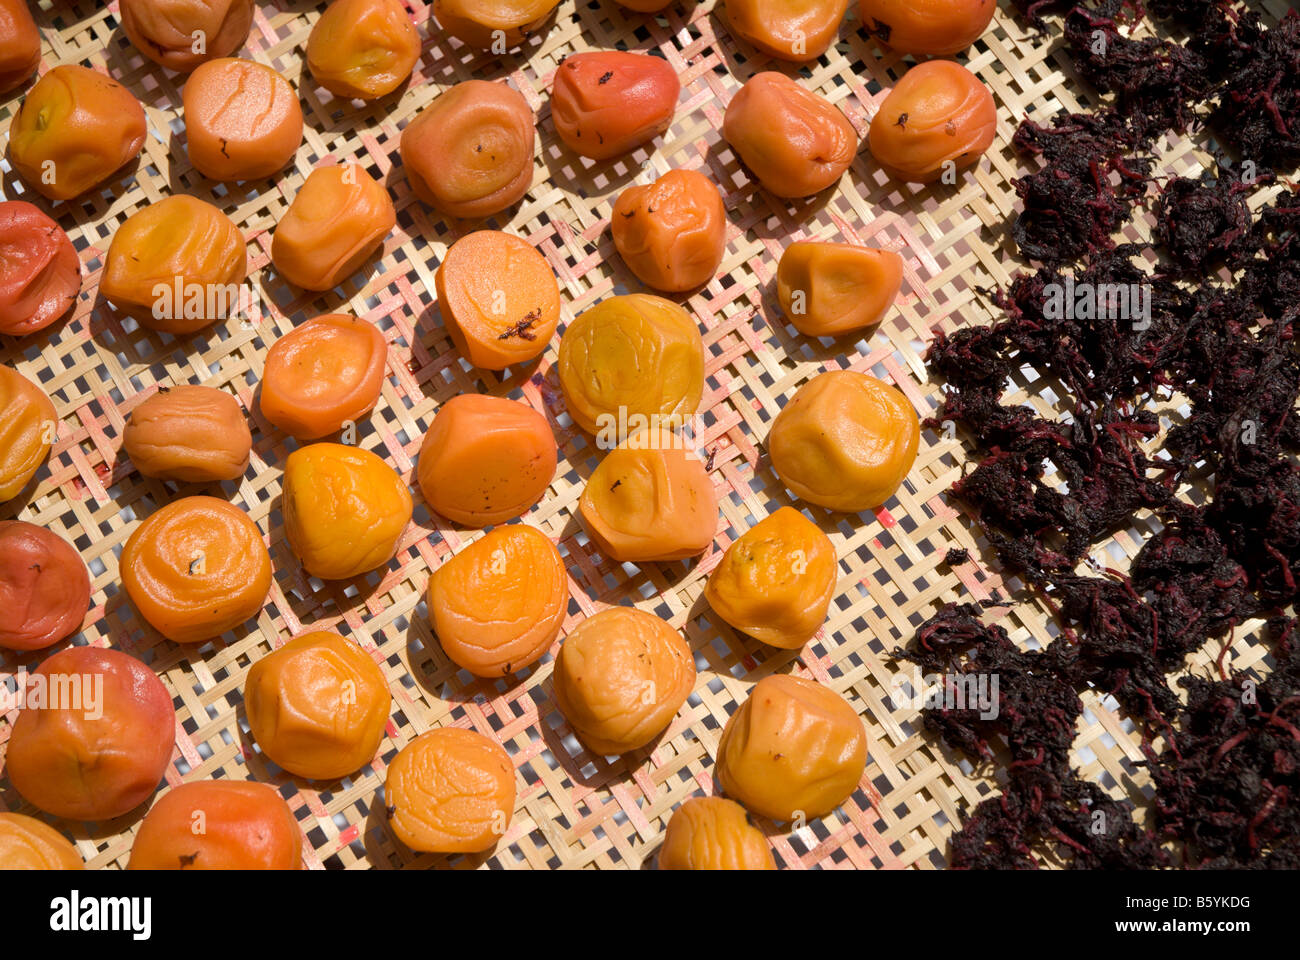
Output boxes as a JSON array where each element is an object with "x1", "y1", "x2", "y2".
[
  {"x1": 101, "y1": 195, "x2": 247, "y2": 335},
  {"x1": 768, "y1": 370, "x2": 918, "y2": 512},
  {"x1": 552, "y1": 605, "x2": 695, "y2": 755},
  {"x1": 120, "y1": 0, "x2": 255, "y2": 72},
  {"x1": 0, "y1": 520, "x2": 90, "y2": 652},
  {"x1": 435, "y1": 230, "x2": 560, "y2": 370},
  {"x1": 0, "y1": 813, "x2": 83, "y2": 869},
  {"x1": 867, "y1": 59, "x2": 997, "y2": 184},
  {"x1": 128, "y1": 781, "x2": 302, "y2": 870},
  {"x1": 123, "y1": 384, "x2": 252, "y2": 483},
  {"x1": 716, "y1": 673, "x2": 867, "y2": 821},
  {"x1": 551, "y1": 51, "x2": 679, "y2": 161},
  {"x1": 858, "y1": 0, "x2": 995, "y2": 56},
  {"x1": 776, "y1": 241, "x2": 903, "y2": 337},
  {"x1": 0, "y1": 0, "x2": 41, "y2": 95},
  {"x1": 416, "y1": 394, "x2": 556, "y2": 528},
  {"x1": 433, "y1": 0, "x2": 559, "y2": 49},
  {"x1": 658, "y1": 796, "x2": 775, "y2": 870},
  {"x1": 610, "y1": 169, "x2": 727, "y2": 293},
  {"x1": 0, "y1": 200, "x2": 80, "y2": 337},
  {"x1": 704, "y1": 506, "x2": 836, "y2": 649},
  {"x1": 427, "y1": 524, "x2": 567, "y2": 677},
  {"x1": 5, "y1": 646, "x2": 175, "y2": 821},
  {"x1": 0, "y1": 365, "x2": 57, "y2": 503},
  {"x1": 401, "y1": 80, "x2": 535, "y2": 219},
  {"x1": 307, "y1": 0, "x2": 420, "y2": 100},
  {"x1": 281, "y1": 443, "x2": 413, "y2": 580},
  {"x1": 386, "y1": 727, "x2": 516, "y2": 854},
  {"x1": 271, "y1": 163, "x2": 396, "y2": 292},
  {"x1": 556, "y1": 293, "x2": 704, "y2": 437},
  {"x1": 8, "y1": 65, "x2": 147, "y2": 201},
  {"x1": 723, "y1": 72, "x2": 856, "y2": 199},
  {"x1": 723, "y1": 0, "x2": 848, "y2": 63},
  {"x1": 183, "y1": 57, "x2": 303, "y2": 181},
  {"x1": 244, "y1": 630, "x2": 392, "y2": 781},
  {"x1": 579, "y1": 430, "x2": 716, "y2": 563},
  {"x1": 121, "y1": 495, "x2": 272, "y2": 644},
  {"x1": 259, "y1": 314, "x2": 388, "y2": 440}
]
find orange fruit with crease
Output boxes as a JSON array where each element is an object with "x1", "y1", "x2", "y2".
[
  {"x1": 101, "y1": 196, "x2": 247, "y2": 335},
  {"x1": 244, "y1": 630, "x2": 392, "y2": 781},
  {"x1": 128, "y1": 781, "x2": 302, "y2": 870},
  {"x1": 659, "y1": 796, "x2": 775, "y2": 870},
  {"x1": 768, "y1": 370, "x2": 918, "y2": 512},
  {"x1": 579, "y1": 429, "x2": 716, "y2": 563},
  {"x1": 723, "y1": 0, "x2": 849, "y2": 63},
  {"x1": 121, "y1": 495, "x2": 272, "y2": 644},
  {"x1": 8, "y1": 65, "x2": 147, "y2": 201},
  {"x1": 5, "y1": 646, "x2": 176, "y2": 821},
  {"x1": 307, "y1": 0, "x2": 420, "y2": 100},
  {"x1": 281, "y1": 443, "x2": 413, "y2": 580},
  {"x1": 427, "y1": 524, "x2": 567, "y2": 677},
  {"x1": 416, "y1": 394, "x2": 556, "y2": 528},
  {"x1": 777, "y1": 242, "x2": 903, "y2": 337},
  {"x1": 123, "y1": 384, "x2": 252, "y2": 483},
  {"x1": 0, "y1": 365, "x2": 57, "y2": 503},
  {"x1": 183, "y1": 58, "x2": 303, "y2": 182},
  {"x1": 716, "y1": 673, "x2": 867, "y2": 821},
  {"x1": 120, "y1": 0, "x2": 254, "y2": 72},
  {"x1": 859, "y1": 0, "x2": 995, "y2": 56},
  {"x1": 551, "y1": 606, "x2": 695, "y2": 755},
  {"x1": 436, "y1": 231, "x2": 560, "y2": 370},
  {"x1": 433, "y1": 0, "x2": 560, "y2": 49},
  {"x1": 259, "y1": 314, "x2": 389, "y2": 440},
  {"x1": 610, "y1": 169, "x2": 727, "y2": 293},
  {"x1": 0, "y1": 813, "x2": 83, "y2": 870},
  {"x1": 705, "y1": 506, "x2": 837, "y2": 650},
  {"x1": 385, "y1": 727, "x2": 516, "y2": 854}
]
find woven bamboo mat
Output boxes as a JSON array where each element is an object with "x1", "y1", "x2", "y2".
[{"x1": 0, "y1": 0, "x2": 1291, "y2": 870}]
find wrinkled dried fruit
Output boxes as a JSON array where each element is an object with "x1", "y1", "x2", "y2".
[
  {"x1": 0, "y1": 365, "x2": 57, "y2": 503},
  {"x1": 386, "y1": 727, "x2": 516, "y2": 853},
  {"x1": 551, "y1": 51, "x2": 679, "y2": 161},
  {"x1": 0, "y1": 200, "x2": 80, "y2": 337},
  {"x1": 723, "y1": 72, "x2": 857, "y2": 198},
  {"x1": 8, "y1": 65, "x2": 147, "y2": 201},
  {"x1": 120, "y1": 0, "x2": 254, "y2": 72},
  {"x1": 428, "y1": 524, "x2": 567, "y2": 677},
  {"x1": 859, "y1": 0, "x2": 995, "y2": 55},
  {"x1": 434, "y1": 0, "x2": 559, "y2": 48},
  {"x1": 0, "y1": 0, "x2": 41, "y2": 95},
  {"x1": 0, "y1": 813, "x2": 83, "y2": 870},
  {"x1": 245, "y1": 630, "x2": 391, "y2": 780},
  {"x1": 271, "y1": 164, "x2": 395, "y2": 291},
  {"x1": 580, "y1": 430, "x2": 717, "y2": 563},
  {"x1": 101, "y1": 195, "x2": 247, "y2": 335},
  {"x1": 183, "y1": 57, "x2": 303, "y2": 181},
  {"x1": 416, "y1": 393, "x2": 556, "y2": 528},
  {"x1": 716, "y1": 673, "x2": 867, "y2": 821},
  {"x1": 867, "y1": 59, "x2": 997, "y2": 183},
  {"x1": 557, "y1": 293, "x2": 704, "y2": 436},
  {"x1": 768, "y1": 370, "x2": 918, "y2": 512},
  {"x1": 128, "y1": 781, "x2": 302, "y2": 870},
  {"x1": 723, "y1": 0, "x2": 848, "y2": 62},
  {"x1": 436, "y1": 230, "x2": 560, "y2": 369},
  {"x1": 307, "y1": 0, "x2": 420, "y2": 100},
  {"x1": 401, "y1": 79, "x2": 535, "y2": 219},
  {"x1": 123, "y1": 384, "x2": 251, "y2": 483},
  {"x1": 281, "y1": 443, "x2": 413, "y2": 579},
  {"x1": 777, "y1": 241, "x2": 903, "y2": 337},
  {"x1": 121, "y1": 495, "x2": 272, "y2": 644},
  {"x1": 658, "y1": 796, "x2": 775, "y2": 870},
  {"x1": 0, "y1": 520, "x2": 90, "y2": 652},
  {"x1": 611, "y1": 169, "x2": 727, "y2": 292},
  {"x1": 552, "y1": 605, "x2": 695, "y2": 755},
  {"x1": 259, "y1": 314, "x2": 388, "y2": 440},
  {"x1": 5, "y1": 646, "x2": 175, "y2": 821},
  {"x1": 705, "y1": 506, "x2": 836, "y2": 649}
]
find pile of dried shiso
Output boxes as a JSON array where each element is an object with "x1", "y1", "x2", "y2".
[{"x1": 902, "y1": 1, "x2": 1300, "y2": 868}]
